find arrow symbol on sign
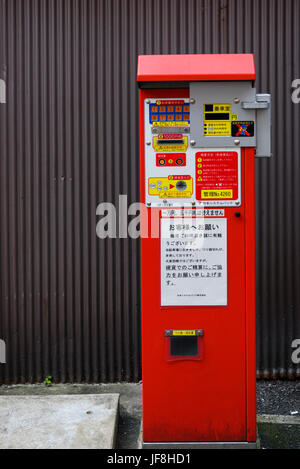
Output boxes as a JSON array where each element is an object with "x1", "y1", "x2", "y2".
[{"x1": 169, "y1": 184, "x2": 175, "y2": 189}]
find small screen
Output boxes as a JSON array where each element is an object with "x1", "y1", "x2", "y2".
[{"x1": 205, "y1": 112, "x2": 230, "y2": 120}]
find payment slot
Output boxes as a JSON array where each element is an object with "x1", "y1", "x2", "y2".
[{"x1": 137, "y1": 54, "x2": 271, "y2": 449}]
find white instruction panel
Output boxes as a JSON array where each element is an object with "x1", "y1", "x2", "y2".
[
  {"x1": 161, "y1": 217, "x2": 227, "y2": 306},
  {"x1": 144, "y1": 97, "x2": 241, "y2": 207}
]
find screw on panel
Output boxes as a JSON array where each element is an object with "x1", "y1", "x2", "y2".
[
  {"x1": 190, "y1": 98, "x2": 195, "y2": 104},
  {"x1": 190, "y1": 140, "x2": 195, "y2": 146},
  {"x1": 146, "y1": 141, "x2": 151, "y2": 145},
  {"x1": 234, "y1": 98, "x2": 240, "y2": 103},
  {"x1": 146, "y1": 99, "x2": 150, "y2": 104},
  {"x1": 234, "y1": 139, "x2": 240, "y2": 145}
]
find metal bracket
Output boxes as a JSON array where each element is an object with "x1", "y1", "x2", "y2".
[
  {"x1": 242, "y1": 94, "x2": 271, "y2": 157},
  {"x1": 242, "y1": 100, "x2": 269, "y2": 109},
  {"x1": 255, "y1": 94, "x2": 272, "y2": 157}
]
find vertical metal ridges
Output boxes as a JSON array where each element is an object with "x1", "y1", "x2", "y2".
[{"x1": 0, "y1": 0, "x2": 299, "y2": 383}]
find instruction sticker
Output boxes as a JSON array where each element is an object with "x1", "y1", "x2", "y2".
[
  {"x1": 152, "y1": 121, "x2": 189, "y2": 128},
  {"x1": 204, "y1": 121, "x2": 231, "y2": 136},
  {"x1": 161, "y1": 218, "x2": 227, "y2": 306},
  {"x1": 203, "y1": 103, "x2": 232, "y2": 136},
  {"x1": 195, "y1": 151, "x2": 239, "y2": 201},
  {"x1": 149, "y1": 176, "x2": 193, "y2": 199},
  {"x1": 153, "y1": 135, "x2": 188, "y2": 152},
  {"x1": 161, "y1": 209, "x2": 225, "y2": 217},
  {"x1": 231, "y1": 121, "x2": 254, "y2": 137}
]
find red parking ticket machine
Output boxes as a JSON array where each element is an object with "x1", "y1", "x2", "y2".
[{"x1": 137, "y1": 54, "x2": 271, "y2": 449}]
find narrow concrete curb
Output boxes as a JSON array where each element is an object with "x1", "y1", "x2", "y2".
[
  {"x1": 257, "y1": 414, "x2": 300, "y2": 425},
  {"x1": 112, "y1": 396, "x2": 120, "y2": 449},
  {"x1": 137, "y1": 419, "x2": 143, "y2": 449}
]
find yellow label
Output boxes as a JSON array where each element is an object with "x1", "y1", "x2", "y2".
[
  {"x1": 203, "y1": 103, "x2": 232, "y2": 136},
  {"x1": 231, "y1": 114, "x2": 238, "y2": 120},
  {"x1": 159, "y1": 190, "x2": 192, "y2": 199},
  {"x1": 152, "y1": 121, "x2": 189, "y2": 128},
  {"x1": 204, "y1": 121, "x2": 231, "y2": 136},
  {"x1": 172, "y1": 330, "x2": 195, "y2": 336},
  {"x1": 149, "y1": 177, "x2": 193, "y2": 198},
  {"x1": 201, "y1": 189, "x2": 233, "y2": 199},
  {"x1": 204, "y1": 103, "x2": 231, "y2": 113},
  {"x1": 153, "y1": 135, "x2": 188, "y2": 152}
]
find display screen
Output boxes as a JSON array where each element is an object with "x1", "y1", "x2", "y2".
[{"x1": 204, "y1": 112, "x2": 230, "y2": 120}]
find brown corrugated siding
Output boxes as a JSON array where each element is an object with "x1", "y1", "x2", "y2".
[{"x1": 0, "y1": 0, "x2": 299, "y2": 383}]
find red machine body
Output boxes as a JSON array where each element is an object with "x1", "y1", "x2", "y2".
[{"x1": 138, "y1": 55, "x2": 259, "y2": 447}]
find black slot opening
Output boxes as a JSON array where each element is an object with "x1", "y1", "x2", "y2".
[
  {"x1": 170, "y1": 336, "x2": 198, "y2": 357},
  {"x1": 157, "y1": 139, "x2": 184, "y2": 145}
]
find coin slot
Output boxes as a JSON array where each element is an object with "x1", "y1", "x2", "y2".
[{"x1": 176, "y1": 180, "x2": 187, "y2": 191}]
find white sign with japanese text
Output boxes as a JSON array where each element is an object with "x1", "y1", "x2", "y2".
[
  {"x1": 161, "y1": 209, "x2": 225, "y2": 218},
  {"x1": 161, "y1": 218, "x2": 227, "y2": 306}
]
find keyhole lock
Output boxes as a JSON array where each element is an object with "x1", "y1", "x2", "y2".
[{"x1": 235, "y1": 211, "x2": 241, "y2": 218}]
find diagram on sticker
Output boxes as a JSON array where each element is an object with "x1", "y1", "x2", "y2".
[{"x1": 149, "y1": 175, "x2": 193, "y2": 199}]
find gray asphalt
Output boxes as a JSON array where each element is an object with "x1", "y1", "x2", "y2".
[{"x1": 256, "y1": 381, "x2": 299, "y2": 416}]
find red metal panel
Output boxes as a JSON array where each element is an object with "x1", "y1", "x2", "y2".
[
  {"x1": 244, "y1": 147, "x2": 257, "y2": 442},
  {"x1": 140, "y1": 87, "x2": 256, "y2": 443},
  {"x1": 137, "y1": 54, "x2": 256, "y2": 83}
]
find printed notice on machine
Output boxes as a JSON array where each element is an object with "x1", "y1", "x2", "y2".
[{"x1": 161, "y1": 217, "x2": 227, "y2": 306}]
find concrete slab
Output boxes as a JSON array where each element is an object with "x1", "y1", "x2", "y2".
[{"x1": 0, "y1": 394, "x2": 119, "y2": 449}]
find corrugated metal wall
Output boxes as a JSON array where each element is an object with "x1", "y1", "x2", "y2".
[{"x1": 0, "y1": 0, "x2": 299, "y2": 383}]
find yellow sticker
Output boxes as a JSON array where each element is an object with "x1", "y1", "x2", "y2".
[
  {"x1": 149, "y1": 177, "x2": 193, "y2": 198},
  {"x1": 201, "y1": 189, "x2": 233, "y2": 199},
  {"x1": 159, "y1": 190, "x2": 192, "y2": 199},
  {"x1": 153, "y1": 135, "x2": 188, "y2": 152},
  {"x1": 203, "y1": 103, "x2": 232, "y2": 136},
  {"x1": 204, "y1": 121, "x2": 231, "y2": 136},
  {"x1": 231, "y1": 114, "x2": 238, "y2": 120},
  {"x1": 172, "y1": 330, "x2": 195, "y2": 336},
  {"x1": 152, "y1": 121, "x2": 189, "y2": 127},
  {"x1": 204, "y1": 103, "x2": 231, "y2": 113}
]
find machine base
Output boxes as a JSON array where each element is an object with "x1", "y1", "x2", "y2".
[{"x1": 142, "y1": 441, "x2": 257, "y2": 449}]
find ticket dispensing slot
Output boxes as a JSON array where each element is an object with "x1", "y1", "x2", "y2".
[{"x1": 165, "y1": 330, "x2": 204, "y2": 361}]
